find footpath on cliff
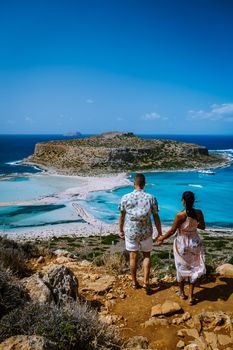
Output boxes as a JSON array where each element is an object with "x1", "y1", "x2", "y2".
[{"x1": 0, "y1": 233, "x2": 232, "y2": 350}]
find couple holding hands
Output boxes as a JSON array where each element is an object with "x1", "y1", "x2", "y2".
[{"x1": 119, "y1": 173, "x2": 206, "y2": 305}]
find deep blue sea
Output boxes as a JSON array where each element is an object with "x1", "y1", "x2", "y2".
[{"x1": 0, "y1": 134, "x2": 233, "y2": 230}]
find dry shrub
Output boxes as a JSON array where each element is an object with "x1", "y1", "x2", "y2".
[
  {"x1": 0, "y1": 267, "x2": 28, "y2": 318},
  {"x1": 0, "y1": 302, "x2": 122, "y2": 350},
  {"x1": 0, "y1": 236, "x2": 53, "y2": 276},
  {"x1": 94, "y1": 251, "x2": 129, "y2": 274}
]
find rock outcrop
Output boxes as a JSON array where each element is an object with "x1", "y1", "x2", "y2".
[
  {"x1": 43, "y1": 265, "x2": 78, "y2": 304},
  {"x1": 0, "y1": 335, "x2": 57, "y2": 350},
  {"x1": 25, "y1": 132, "x2": 224, "y2": 175}
]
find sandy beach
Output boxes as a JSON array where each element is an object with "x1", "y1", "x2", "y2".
[{"x1": 0, "y1": 172, "x2": 132, "y2": 240}]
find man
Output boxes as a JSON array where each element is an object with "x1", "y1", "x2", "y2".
[{"x1": 119, "y1": 173, "x2": 162, "y2": 293}]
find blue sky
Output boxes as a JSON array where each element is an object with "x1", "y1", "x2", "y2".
[{"x1": 0, "y1": 0, "x2": 233, "y2": 134}]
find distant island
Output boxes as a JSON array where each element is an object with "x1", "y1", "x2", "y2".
[
  {"x1": 24, "y1": 132, "x2": 227, "y2": 175},
  {"x1": 63, "y1": 131, "x2": 82, "y2": 137}
]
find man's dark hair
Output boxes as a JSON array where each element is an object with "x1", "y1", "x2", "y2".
[{"x1": 134, "y1": 173, "x2": 146, "y2": 188}]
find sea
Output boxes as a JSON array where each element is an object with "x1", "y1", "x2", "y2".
[{"x1": 0, "y1": 134, "x2": 233, "y2": 232}]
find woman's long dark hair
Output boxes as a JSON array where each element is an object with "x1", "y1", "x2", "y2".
[{"x1": 182, "y1": 191, "x2": 197, "y2": 220}]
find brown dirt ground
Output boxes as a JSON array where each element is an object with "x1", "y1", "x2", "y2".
[{"x1": 31, "y1": 257, "x2": 233, "y2": 350}]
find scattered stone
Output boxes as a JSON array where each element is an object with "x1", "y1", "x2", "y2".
[
  {"x1": 124, "y1": 336, "x2": 149, "y2": 349},
  {"x1": 217, "y1": 334, "x2": 233, "y2": 346},
  {"x1": 81, "y1": 275, "x2": 116, "y2": 294},
  {"x1": 216, "y1": 263, "x2": 233, "y2": 277},
  {"x1": 172, "y1": 312, "x2": 191, "y2": 325},
  {"x1": 0, "y1": 335, "x2": 57, "y2": 350},
  {"x1": 106, "y1": 292, "x2": 115, "y2": 299},
  {"x1": 43, "y1": 264, "x2": 78, "y2": 304},
  {"x1": 79, "y1": 259, "x2": 92, "y2": 267},
  {"x1": 177, "y1": 340, "x2": 185, "y2": 348},
  {"x1": 56, "y1": 256, "x2": 74, "y2": 264},
  {"x1": 203, "y1": 332, "x2": 218, "y2": 348},
  {"x1": 177, "y1": 330, "x2": 185, "y2": 338},
  {"x1": 184, "y1": 344, "x2": 199, "y2": 350},
  {"x1": 89, "y1": 273, "x2": 100, "y2": 281},
  {"x1": 119, "y1": 292, "x2": 126, "y2": 299},
  {"x1": 53, "y1": 249, "x2": 71, "y2": 257},
  {"x1": 142, "y1": 318, "x2": 169, "y2": 328},
  {"x1": 36, "y1": 256, "x2": 45, "y2": 264},
  {"x1": 151, "y1": 300, "x2": 182, "y2": 317},
  {"x1": 99, "y1": 314, "x2": 123, "y2": 325},
  {"x1": 183, "y1": 328, "x2": 199, "y2": 339},
  {"x1": 105, "y1": 299, "x2": 117, "y2": 310},
  {"x1": 22, "y1": 273, "x2": 54, "y2": 304},
  {"x1": 186, "y1": 315, "x2": 202, "y2": 333}
]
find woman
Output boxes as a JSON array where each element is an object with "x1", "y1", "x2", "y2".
[{"x1": 158, "y1": 191, "x2": 206, "y2": 305}]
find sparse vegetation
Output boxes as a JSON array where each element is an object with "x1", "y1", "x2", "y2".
[
  {"x1": 0, "y1": 302, "x2": 122, "y2": 350},
  {"x1": 0, "y1": 267, "x2": 28, "y2": 318}
]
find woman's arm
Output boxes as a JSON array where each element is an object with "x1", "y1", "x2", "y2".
[
  {"x1": 157, "y1": 213, "x2": 184, "y2": 243},
  {"x1": 196, "y1": 210, "x2": 205, "y2": 230}
]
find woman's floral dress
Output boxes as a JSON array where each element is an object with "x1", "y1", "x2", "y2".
[{"x1": 174, "y1": 216, "x2": 206, "y2": 284}]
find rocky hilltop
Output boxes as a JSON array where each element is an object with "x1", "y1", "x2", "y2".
[{"x1": 26, "y1": 132, "x2": 225, "y2": 175}]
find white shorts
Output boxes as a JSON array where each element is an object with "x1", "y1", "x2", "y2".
[{"x1": 125, "y1": 236, "x2": 153, "y2": 252}]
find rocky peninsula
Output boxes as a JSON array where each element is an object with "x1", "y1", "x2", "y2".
[{"x1": 24, "y1": 132, "x2": 226, "y2": 175}]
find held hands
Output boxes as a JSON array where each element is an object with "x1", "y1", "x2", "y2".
[{"x1": 156, "y1": 235, "x2": 165, "y2": 245}]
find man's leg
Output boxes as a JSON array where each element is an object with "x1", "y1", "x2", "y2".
[
  {"x1": 142, "y1": 251, "x2": 151, "y2": 286},
  {"x1": 129, "y1": 251, "x2": 138, "y2": 286}
]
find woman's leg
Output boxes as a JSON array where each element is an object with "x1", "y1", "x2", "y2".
[
  {"x1": 188, "y1": 282, "x2": 195, "y2": 304},
  {"x1": 177, "y1": 280, "x2": 187, "y2": 299}
]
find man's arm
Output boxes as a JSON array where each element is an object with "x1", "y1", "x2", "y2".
[
  {"x1": 153, "y1": 213, "x2": 162, "y2": 237},
  {"x1": 119, "y1": 210, "x2": 126, "y2": 239}
]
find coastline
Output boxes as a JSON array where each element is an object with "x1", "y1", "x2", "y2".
[
  {"x1": 20, "y1": 150, "x2": 231, "y2": 176},
  {"x1": 0, "y1": 150, "x2": 232, "y2": 241}
]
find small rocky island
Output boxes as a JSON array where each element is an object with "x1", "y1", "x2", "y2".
[{"x1": 26, "y1": 132, "x2": 225, "y2": 175}]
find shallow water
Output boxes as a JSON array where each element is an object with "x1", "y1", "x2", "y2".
[
  {"x1": 83, "y1": 165, "x2": 233, "y2": 228},
  {"x1": 0, "y1": 134, "x2": 233, "y2": 231}
]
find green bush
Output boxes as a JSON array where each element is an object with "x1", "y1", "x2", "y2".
[{"x1": 0, "y1": 302, "x2": 121, "y2": 350}]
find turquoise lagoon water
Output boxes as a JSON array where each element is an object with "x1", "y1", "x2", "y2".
[
  {"x1": 82, "y1": 165, "x2": 233, "y2": 228},
  {"x1": 0, "y1": 134, "x2": 233, "y2": 231}
]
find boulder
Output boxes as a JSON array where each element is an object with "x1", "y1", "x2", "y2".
[
  {"x1": 43, "y1": 265, "x2": 78, "y2": 304},
  {"x1": 0, "y1": 335, "x2": 57, "y2": 350},
  {"x1": 151, "y1": 300, "x2": 182, "y2": 316},
  {"x1": 81, "y1": 275, "x2": 116, "y2": 294},
  {"x1": 22, "y1": 274, "x2": 54, "y2": 304},
  {"x1": 199, "y1": 311, "x2": 232, "y2": 331},
  {"x1": 216, "y1": 263, "x2": 233, "y2": 277}
]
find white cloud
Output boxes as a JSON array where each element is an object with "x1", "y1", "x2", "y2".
[
  {"x1": 141, "y1": 112, "x2": 168, "y2": 121},
  {"x1": 85, "y1": 98, "x2": 94, "y2": 104},
  {"x1": 188, "y1": 103, "x2": 233, "y2": 122}
]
